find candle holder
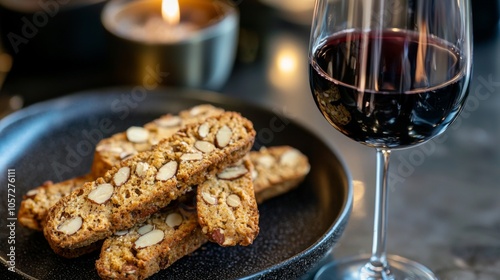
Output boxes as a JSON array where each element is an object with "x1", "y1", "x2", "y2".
[{"x1": 102, "y1": 0, "x2": 239, "y2": 91}]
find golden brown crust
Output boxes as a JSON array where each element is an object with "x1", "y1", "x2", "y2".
[{"x1": 43, "y1": 112, "x2": 255, "y2": 258}]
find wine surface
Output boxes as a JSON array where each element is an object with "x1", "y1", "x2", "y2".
[{"x1": 310, "y1": 30, "x2": 468, "y2": 148}]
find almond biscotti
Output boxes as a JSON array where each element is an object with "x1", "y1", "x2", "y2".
[
  {"x1": 92, "y1": 105, "x2": 225, "y2": 177},
  {"x1": 251, "y1": 146, "x2": 310, "y2": 204},
  {"x1": 43, "y1": 112, "x2": 255, "y2": 258},
  {"x1": 197, "y1": 157, "x2": 259, "y2": 246},
  {"x1": 96, "y1": 152, "x2": 308, "y2": 280}
]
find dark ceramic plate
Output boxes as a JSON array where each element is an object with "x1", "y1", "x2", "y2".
[{"x1": 0, "y1": 88, "x2": 352, "y2": 280}]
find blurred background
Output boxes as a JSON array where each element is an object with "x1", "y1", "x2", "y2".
[{"x1": 0, "y1": 0, "x2": 498, "y2": 111}]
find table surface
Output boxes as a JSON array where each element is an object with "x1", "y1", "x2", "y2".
[{"x1": 1, "y1": 1, "x2": 499, "y2": 279}]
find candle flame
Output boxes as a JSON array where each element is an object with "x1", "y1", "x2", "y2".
[{"x1": 162, "y1": 0, "x2": 180, "y2": 25}]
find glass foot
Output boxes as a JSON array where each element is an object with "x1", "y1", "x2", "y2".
[{"x1": 314, "y1": 254, "x2": 437, "y2": 280}]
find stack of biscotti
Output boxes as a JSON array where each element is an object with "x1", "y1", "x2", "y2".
[
  {"x1": 18, "y1": 146, "x2": 310, "y2": 278},
  {"x1": 18, "y1": 105, "x2": 311, "y2": 279},
  {"x1": 43, "y1": 111, "x2": 256, "y2": 257},
  {"x1": 96, "y1": 158, "x2": 256, "y2": 279},
  {"x1": 95, "y1": 150, "x2": 310, "y2": 279}
]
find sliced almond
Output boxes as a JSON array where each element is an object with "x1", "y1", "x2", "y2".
[
  {"x1": 134, "y1": 229, "x2": 164, "y2": 249},
  {"x1": 198, "y1": 122, "x2": 210, "y2": 138},
  {"x1": 114, "y1": 167, "x2": 131, "y2": 187},
  {"x1": 165, "y1": 213, "x2": 183, "y2": 228},
  {"x1": 194, "y1": 140, "x2": 215, "y2": 153},
  {"x1": 217, "y1": 165, "x2": 248, "y2": 180},
  {"x1": 25, "y1": 189, "x2": 39, "y2": 198},
  {"x1": 88, "y1": 183, "x2": 114, "y2": 204},
  {"x1": 123, "y1": 265, "x2": 137, "y2": 274},
  {"x1": 155, "y1": 116, "x2": 181, "y2": 127},
  {"x1": 109, "y1": 146, "x2": 124, "y2": 153},
  {"x1": 114, "y1": 229, "x2": 129, "y2": 236},
  {"x1": 57, "y1": 216, "x2": 82, "y2": 235},
  {"x1": 126, "y1": 127, "x2": 150, "y2": 143},
  {"x1": 201, "y1": 192, "x2": 217, "y2": 205},
  {"x1": 135, "y1": 162, "x2": 150, "y2": 177},
  {"x1": 257, "y1": 155, "x2": 275, "y2": 168},
  {"x1": 215, "y1": 125, "x2": 232, "y2": 148},
  {"x1": 189, "y1": 105, "x2": 208, "y2": 116},
  {"x1": 251, "y1": 169, "x2": 258, "y2": 181},
  {"x1": 137, "y1": 224, "x2": 154, "y2": 235},
  {"x1": 96, "y1": 145, "x2": 123, "y2": 154},
  {"x1": 226, "y1": 194, "x2": 241, "y2": 207},
  {"x1": 156, "y1": 161, "x2": 178, "y2": 181},
  {"x1": 180, "y1": 153, "x2": 203, "y2": 161},
  {"x1": 95, "y1": 144, "x2": 107, "y2": 152},
  {"x1": 280, "y1": 149, "x2": 301, "y2": 167}
]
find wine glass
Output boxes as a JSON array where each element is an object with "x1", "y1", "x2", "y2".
[{"x1": 308, "y1": 0, "x2": 472, "y2": 279}]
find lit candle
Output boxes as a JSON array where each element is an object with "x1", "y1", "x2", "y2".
[
  {"x1": 102, "y1": 0, "x2": 239, "y2": 89},
  {"x1": 108, "y1": 0, "x2": 223, "y2": 43}
]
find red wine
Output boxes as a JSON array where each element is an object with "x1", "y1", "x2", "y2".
[{"x1": 310, "y1": 30, "x2": 469, "y2": 148}]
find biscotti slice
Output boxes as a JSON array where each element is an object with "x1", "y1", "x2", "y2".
[
  {"x1": 197, "y1": 157, "x2": 259, "y2": 246},
  {"x1": 251, "y1": 146, "x2": 310, "y2": 204},
  {"x1": 92, "y1": 104, "x2": 225, "y2": 177},
  {"x1": 96, "y1": 192, "x2": 207, "y2": 280},
  {"x1": 43, "y1": 112, "x2": 255, "y2": 258},
  {"x1": 18, "y1": 175, "x2": 93, "y2": 231}
]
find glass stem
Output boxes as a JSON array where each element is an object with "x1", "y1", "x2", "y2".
[{"x1": 361, "y1": 148, "x2": 393, "y2": 279}]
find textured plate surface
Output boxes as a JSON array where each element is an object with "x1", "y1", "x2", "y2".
[{"x1": 0, "y1": 87, "x2": 352, "y2": 280}]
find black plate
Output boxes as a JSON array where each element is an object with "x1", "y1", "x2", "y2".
[{"x1": 0, "y1": 87, "x2": 352, "y2": 280}]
